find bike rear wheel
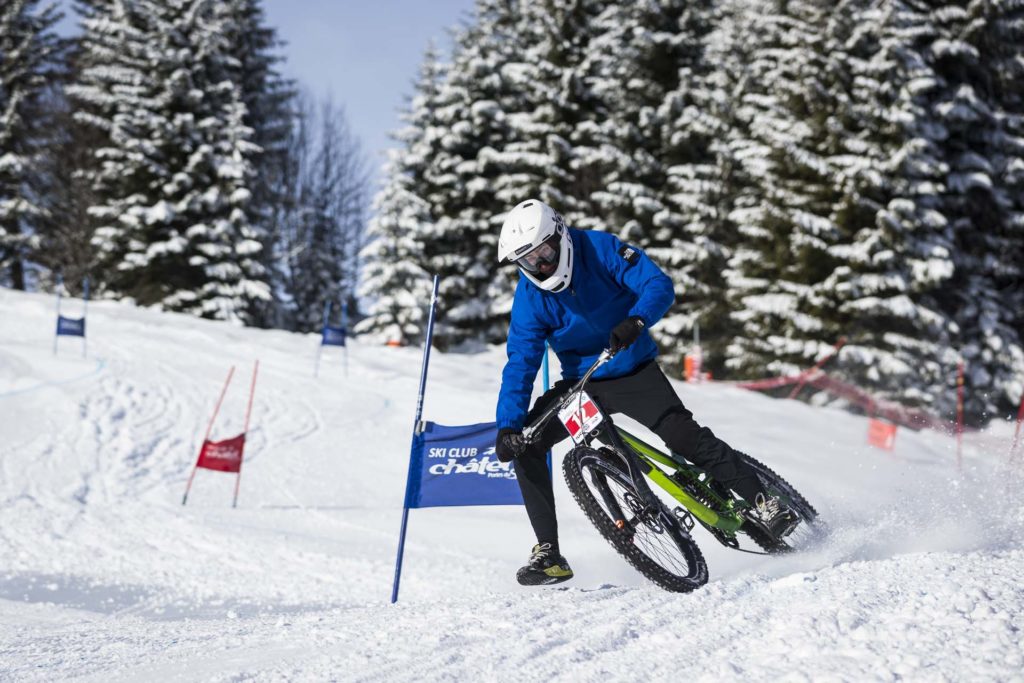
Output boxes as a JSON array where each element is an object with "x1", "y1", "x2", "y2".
[{"x1": 563, "y1": 446, "x2": 708, "y2": 593}]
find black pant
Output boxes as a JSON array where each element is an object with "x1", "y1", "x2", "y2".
[{"x1": 513, "y1": 360, "x2": 765, "y2": 548}]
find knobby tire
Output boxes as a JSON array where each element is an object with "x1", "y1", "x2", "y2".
[{"x1": 563, "y1": 446, "x2": 708, "y2": 593}]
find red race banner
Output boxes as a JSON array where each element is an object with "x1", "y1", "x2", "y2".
[
  {"x1": 196, "y1": 434, "x2": 246, "y2": 473},
  {"x1": 182, "y1": 360, "x2": 259, "y2": 507}
]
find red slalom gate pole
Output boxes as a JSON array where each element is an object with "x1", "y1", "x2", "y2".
[
  {"x1": 183, "y1": 366, "x2": 236, "y2": 505},
  {"x1": 956, "y1": 359, "x2": 965, "y2": 470},
  {"x1": 788, "y1": 337, "x2": 847, "y2": 400},
  {"x1": 1007, "y1": 390, "x2": 1024, "y2": 463},
  {"x1": 233, "y1": 360, "x2": 259, "y2": 509}
]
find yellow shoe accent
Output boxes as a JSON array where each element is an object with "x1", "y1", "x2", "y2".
[{"x1": 544, "y1": 565, "x2": 573, "y2": 578}]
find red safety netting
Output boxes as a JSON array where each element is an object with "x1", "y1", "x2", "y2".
[{"x1": 732, "y1": 370, "x2": 950, "y2": 432}]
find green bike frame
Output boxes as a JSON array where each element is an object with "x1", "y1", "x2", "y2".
[{"x1": 614, "y1": 427, "x2": 744, "y2": 534}]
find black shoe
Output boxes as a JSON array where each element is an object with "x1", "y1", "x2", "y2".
[
  {"x1": 749, "y1": 493, "x2": 800, "y2": 538},
  {"x1": 516, "y1": 542, "x2": 574, "y2": 586}
]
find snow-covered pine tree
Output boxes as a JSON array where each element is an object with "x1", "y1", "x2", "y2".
[
  {"x1": 718, "y1": 0, "x2": 850, "y2": 380},
  {"x1": 361, "y1": 0, "x2": 619, "y2": 348},
  {"x1": 423, "y1": 0, "x2": 562, "y2": 347},
  {"x1": 975, "y1": 0, "x2": 1024, "y2": 418},
  {"x1": 576, "y1": 0, "x2": 689, "y2": 243},
  {"x1": 400, "y1": 0, "x2": 559, "y2": 348},
  {"x1": 511, "y1": 0, "x2": 730, "y2": 375},
  {"x1": 409, "y1": 0, "x2": 683, "y2": 347},
  {"x1": 367, "y1": 0, "x2": 737, "y2": 354},
  {"x1": 0, "y1": 0, "x2": 64, "y2": 290},
  {"x1": 613, "y1": 0, "x2": 730, "y2": 371},
  {"x1": 479, "y1": 0, "x2": 617, "y2": 329},
  {"x1": 357, "y1": 43, "x2": 443, "y2": 344},
  {"x1": 278, "y1": 96, "x2": 368, "y2": 333},
  {"x1": 723, "y1": 0, "x2": 1021, "y2": 422},
  {"x1": 507, "y1": 0, "x2": 599, "y2": 230},
  {"x1": 924, "y1": 0, "x2": 1024, "y2": 422},
  {"x1": 70, "y1": 0, "x2": 270, "y2": 323},
  {"x1": 815, "y1": 0, "x2": 960, "y2": 415},
  {"x1": 365, "y1": 0, "x2": 775, "y2": 359},
  {"x1": 33, "y1": 82, "x2": 102, "y2": 291},
  {"x1": 218, "y1": 0, "x2": 295, "y2": 327},
  {"x1": 360, "y1": 0, "x2": 1019, "y2": 425}
]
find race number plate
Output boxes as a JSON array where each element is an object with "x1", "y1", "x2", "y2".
[{"x1": 558, "y1": 390, "x2": 604, "y2": 444}]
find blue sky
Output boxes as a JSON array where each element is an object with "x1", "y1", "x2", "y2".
[
  {"x1": 261, "y1": 1, "x2": 476, "y2": 187},
  {"x1": 56, "y1": 1, "x2": 477, "y2": 190}
]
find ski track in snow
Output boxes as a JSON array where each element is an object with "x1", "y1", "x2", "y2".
[{"x1": 1, "y1": 288, "x2": 1023, "y2": 681}]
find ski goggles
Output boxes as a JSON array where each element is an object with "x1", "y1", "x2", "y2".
[{"x1": 515, "y1": 237, "x2": 560, "y2": 274}]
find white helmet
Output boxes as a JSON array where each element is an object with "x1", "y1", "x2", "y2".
[{"x1": 497, "y1": 199, "x2": 574, "y2": 292}]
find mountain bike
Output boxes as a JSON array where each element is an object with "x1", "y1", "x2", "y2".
[{"x1": 520, "y1": 349, "x2": 823, "y2": 593}]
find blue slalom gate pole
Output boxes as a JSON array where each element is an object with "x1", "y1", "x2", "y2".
[
  {"x1": 342, "y1": 300, "x2": 349, "y2": 377},
  {"x1": 542, "y1": 341, "x2": 550, "y2": 392},
  {"x1": 543, "y1": 341, "x2": 551, "y2": 473},
  {"x1": 81, "y1": 278, "x2": 90, "y2": 359},
  {"x1": 314, "y1": 301, "x2": 330, "y2": 378},
  {"x1": 391, "y1": 274, "x2": 440, "y2": 604},
  {"x1": 53, "y1": 275, "x2": 63, "y2": 356}
]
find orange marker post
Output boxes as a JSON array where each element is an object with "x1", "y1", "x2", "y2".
[{"x1": 867, "y1": 418, "x2": 898, "y2": 451}]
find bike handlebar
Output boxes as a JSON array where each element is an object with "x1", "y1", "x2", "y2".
[
  {"x1": 515, "y1": 346, "x2": 678, "y2": 543},
  {"x1": 520, "y1": 347, "x2": 616, "y2": 445}
]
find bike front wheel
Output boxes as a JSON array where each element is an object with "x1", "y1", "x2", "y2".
[{"x1": 563, "y1": 446, "x2": 708, "y2": 593}]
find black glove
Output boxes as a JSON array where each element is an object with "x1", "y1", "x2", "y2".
[
  {"x1": 495, "y1": 428, "x2": 525, "y2": 463},
  {"x1": 609, "y1": 316, "x2": 645, "y2": 352}
]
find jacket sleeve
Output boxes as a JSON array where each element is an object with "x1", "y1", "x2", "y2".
[
  {"x1": 598, "y1": 233, "x2": 675, "y2": 326},
  {"x1": 496, "y1": 286, "x2": 549, "y2": 431}
]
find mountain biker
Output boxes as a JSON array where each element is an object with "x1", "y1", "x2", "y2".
[{"x1": 494, "y1": 198, "x2": 795, "y2": 586}]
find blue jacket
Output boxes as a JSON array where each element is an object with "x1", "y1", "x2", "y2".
[{"x1": 496, "y1": 228, "x2": 675, "y2": 430}]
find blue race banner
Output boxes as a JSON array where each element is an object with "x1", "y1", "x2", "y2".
[
  {"x1": 54, "y1": 276, "x2": 89, "y2": 358},
  {"x1": 405, "y1": 421, "x2": 523, "y2": 509},
  {"x1": 321, "y1": 324, "x2": 346, "y2": 347},
  {"x1": 56, "y1": 315, "x2": 85, "y2": 337}
]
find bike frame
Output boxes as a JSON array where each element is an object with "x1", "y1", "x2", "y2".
[
  {"x1": 613, "y1": 427, "x2": 744, "y2": 534},
  {"x1": 521, "y1": 350, "x2": 744, "y2": 537}
]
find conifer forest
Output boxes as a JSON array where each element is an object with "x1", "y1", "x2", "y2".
[{"x1": 2, "y1": 0, "x2": 1023, "y2": 425}]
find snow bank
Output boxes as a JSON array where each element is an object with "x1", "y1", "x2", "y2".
[{"x1": 1, "y1": 288, "x2": 1021, "y2": 680}]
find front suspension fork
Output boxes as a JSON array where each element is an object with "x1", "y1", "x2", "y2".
[{"x1": 591, "y1": 426, "x2": 688, "y2": 537}]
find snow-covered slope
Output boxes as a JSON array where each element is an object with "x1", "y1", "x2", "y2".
[{"x1": 1, "y1": 288, "x2": 1022, "y2": 681}]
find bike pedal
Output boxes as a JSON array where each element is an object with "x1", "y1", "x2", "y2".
[
  {"x1": 673, "y1": 507, "x2": 696, "y2": 533},
  {"x1": 741, "y1": 508, "x2": 800, "y2": 541},
  {"x1": 774, "y1": 512, "x2": 801, "y2": 539}
]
